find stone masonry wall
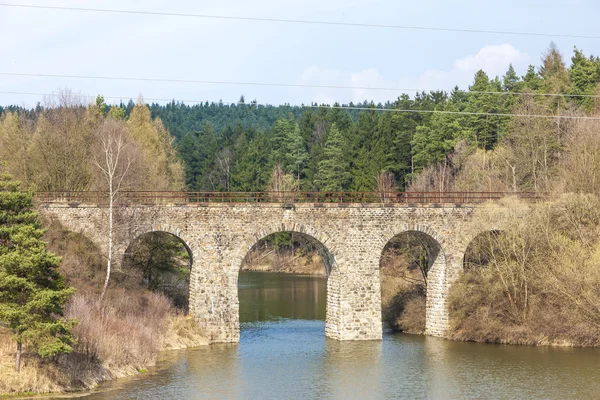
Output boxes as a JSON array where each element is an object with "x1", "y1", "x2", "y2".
[{"x1": 39, "y1": 202, "x2": 492, "y2": 343}]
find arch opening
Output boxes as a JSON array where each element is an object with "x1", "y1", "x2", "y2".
[
  {"x1": 463, "y1": 230, "x2": 503, "y2": 271},
  {"x1": 238, "y1": 230, "x2": 336, "y2": 328},
  {"x1": 122, "y1": 231, "x2": 193, "y2": 311},
  {"x1": 379, "y1": 230, "x2": 443, "y2": 335}
]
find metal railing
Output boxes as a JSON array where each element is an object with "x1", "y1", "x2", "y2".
[{"x1": 35, "y1": 191, "x2": 541, "y2": 205}]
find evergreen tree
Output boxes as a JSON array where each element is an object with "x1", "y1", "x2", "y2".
[
  {"x1": 522, "y1": 65, "x2": 543, "y2": 91},
  {"x1": 569, "y1": 47, "x2": 600, "y2": 110},
  {"x1": 412, "y1": 103, "x2": 466, "y2": 171},
  {"x1": 464, "y1": 70, "x2": 505, "y2": 149},
  {"x1": 269, "y1": 117, "x2": 294, "y2": 166},
  {"x1": 231, "y1": 131, "x2": 271, "y2": 191},
  {"x1": 349, "y1": 109, "x2": 379, "y2": 191},
  {"x1": 178, "y1": 131, "x2": 203, "y2": 188},
  {"x1": 180, "y1": 122, "x2": 218, "y2": 190},
  {"x1": 284, "y1": 123, "x2": 308, "y2": 181},
  {"x1": 0, "y1": 170, "x2": 76, "y2": 372},
  {"x1": 502, "y1": 64, "x2": 520, "y2": 92},
  {"x1": 315, "y1": 124, "x2": 352, "y2": 191}
]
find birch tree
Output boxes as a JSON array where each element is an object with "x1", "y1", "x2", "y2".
[{"x1": 95, "y1": 121, "x2": 133, "y2": 301}]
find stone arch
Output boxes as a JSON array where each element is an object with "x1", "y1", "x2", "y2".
[
  {"x1": 232, "y1": 222, "x2": 340, "y2": 275},
  {"x1": 461, "y1": 229, "x2": 503, "y2": 271},
  {"x1": 377, "y1": 223, "x2": 446, "y2": 257},
  {"x1": 123, "y1": 224, "x2": 196, "y2": 264},
  {"x1": 456, "y1": 221, "x2": 501, "y2": 263},
  {"x1": 376, "y1": 224, "x2": 448, "y2": 337},
  {"x1": 233, "y1": 222, "x2": 343, "y2": 339},
  {"x1": 120, "y1": 225, "x2": 195, "y2": 310}
]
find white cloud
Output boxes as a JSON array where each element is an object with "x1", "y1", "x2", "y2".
[
  {"x1": 454, "y1": 44, "x2": 531, "y2": 76},
  {"x1": 299, "y1": 44, "x2": 532, "y2": 104},
  {"x1": 299, "y1": 66, "x2": 411, "y2": 104}
]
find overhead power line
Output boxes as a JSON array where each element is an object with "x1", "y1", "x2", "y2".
[
  {"x1": 0, "y1": 2, "x2": 598, "y2": 40},
  {"x1": 1, "y1": 90, "x2": 599, "y2": 121},
  {"x1": 2, "y1": 72, "x2": 600, "y2": 99}
]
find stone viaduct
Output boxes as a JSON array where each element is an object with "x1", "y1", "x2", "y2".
[{"x1": 38, "y1": 198, "x2": 503, "y2": 343}]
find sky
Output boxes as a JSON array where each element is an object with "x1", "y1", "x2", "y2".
[{"x1": 0, "y1": 0, "x2": 599, "y2": 107}]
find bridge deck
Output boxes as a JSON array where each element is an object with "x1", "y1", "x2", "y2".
[{"x1": 35, "y1": 191, "x2": 539, "y2": 205}]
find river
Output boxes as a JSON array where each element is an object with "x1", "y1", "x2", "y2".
[{"x1": 78, "y1": 271, "x2": 600, "y2": 399}]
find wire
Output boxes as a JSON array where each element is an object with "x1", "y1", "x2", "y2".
[
  {"x1": 0, "y1": 2, "x2": 597, "y2": 40},
  {"x1": 2, "y1": 72, "x2": 600, "y2": 99},
  {"x1": 2, "y1": 90, "x2": 599, "y2": 120}
]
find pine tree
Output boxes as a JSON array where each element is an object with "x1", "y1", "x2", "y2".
[
  {"x1": 0, "y1": 170, "x2": 76, "y2": 372},
  {"x1": 502, "y1": 64, "x2": 521, "y2": 92},
  {"x1": 315, "y1": 124, "x2": 352, "y2": 191},
  {"x1": 412, "y1": 103, "x2": 465, "y2": 171},
  {"x1": 349, "y1": 109, "x2": 379, "y2": 191},
  {"x1": 522, "y1": 65, "x2": 543, "y2": 91},
  {"x1": 232, "y1": 132, "x2": 271, "y2": 191},
  {"x1": 269, "y1": 117, "x2": 294, "y2": 166},
  {"x1": 569, "y1": 47, "x2": 600, "y2": 110},
  {"x1": 465, "y1": 70, "x2": 505, "y2": 149},
  {"x1": 284, "y1": 123, "x2": 308, "y2": 182}
]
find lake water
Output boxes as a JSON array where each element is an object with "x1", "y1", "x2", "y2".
[{"x1": 79, "y1": 272, "x2": 600, "y2": 399}]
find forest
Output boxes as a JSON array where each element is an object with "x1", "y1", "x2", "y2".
[
  {"x1": 2, "y1": 43, "x2": 600, "y2": 395},
  {"x1": 2, "y1": 44, "x2": 599, "y2": 196}
]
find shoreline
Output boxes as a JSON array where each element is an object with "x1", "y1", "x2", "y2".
[{"x1": 0, "y1": 315, "x2": 209, "y2": 398}]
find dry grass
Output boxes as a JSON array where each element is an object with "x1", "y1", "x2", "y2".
[
  {"x1": 0, "y1": 292, "x2": 208, "y2": 395},
  {"x1": 0, "y1": 329, "x2": 64, "y2": 395},
  {"x1": 65, "y1": 291, "x2": 172, "y2": 373},
  {"x1": 42, "y1": 217, "x2": 106, "y2": 295}
]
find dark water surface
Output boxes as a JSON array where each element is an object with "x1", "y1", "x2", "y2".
[{"x1": 79, "y1": 272, "x2": 600, "y2": 400}]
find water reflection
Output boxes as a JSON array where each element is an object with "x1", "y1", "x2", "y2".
[
  {"x1": 239, "y1": 271, "x2": 326, "y2": 322},
  {"x1": 76, "y1": 272, "x2": 600, "y2": 400}
]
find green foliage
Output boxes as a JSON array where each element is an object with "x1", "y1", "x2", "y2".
[
  {"x1": 0, "y1": 170, "x2": 76, "y2": 363},
  {"x1": 412, "y1": 103, "x2": 465, "y2": 171},
  {"x1": 315, "y1": 124, "x2": 352, "y2": 191},
  {"x1": 284, "y1": 123, "x2": 308, "y2": 179},
  {"x1": 569, "y1": 47, "x2": 600, "y2": 110}
]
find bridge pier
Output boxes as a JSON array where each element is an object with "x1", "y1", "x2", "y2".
[{"x1": 188, "y1": 258, "x2": 383, "y2": 343}]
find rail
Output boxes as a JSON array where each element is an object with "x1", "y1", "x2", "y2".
[{"x1": 34, "y1": 191, "x2": 541, "y2": 205}]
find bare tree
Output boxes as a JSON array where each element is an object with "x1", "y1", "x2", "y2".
[
  {"x1": 267, "y1": 163, "x2": 299, "y2": 202},
  {"x1": 216, "y1": 148, "x2": 233, "y2": 191},
  {"x1": 375, "y1": 171, "x2": 398, "y2": 203},
  {"x1": 408, "y1": 159, "x2": 455, "y2": 193},
  {"x1": 94, "y1": 121, "x2": 133, "y2": 301}
]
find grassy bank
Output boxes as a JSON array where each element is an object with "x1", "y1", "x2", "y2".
[
  {"x1": 0, "y1": 220, "x2": 207, "y2": 396},
  {"x1": 0, "y1": 309, "x2": 206, "y2": 396}
]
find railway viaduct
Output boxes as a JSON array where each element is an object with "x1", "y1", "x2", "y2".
[{"x1": 37, "y1": 192, "x2": 512, "y2": 343}]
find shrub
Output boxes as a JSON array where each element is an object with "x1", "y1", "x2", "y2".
[{"x1": 449, "y1": 194, "x2": 600, "y2": 346}]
